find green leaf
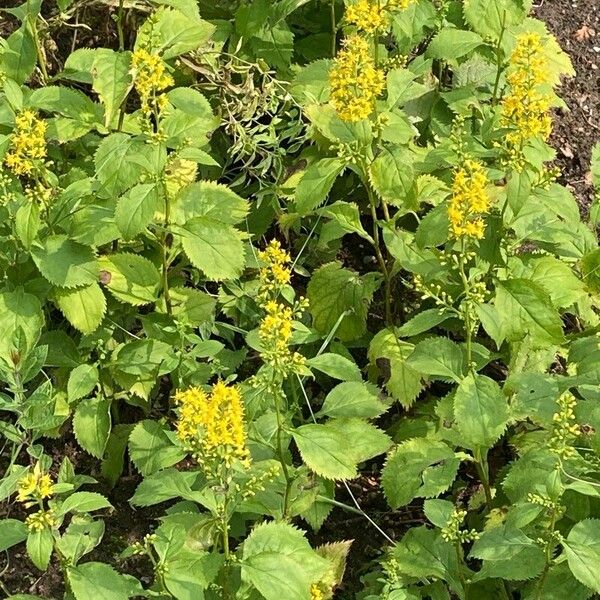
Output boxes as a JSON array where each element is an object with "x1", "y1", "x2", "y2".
[
  {"x1": 306, "y1": 353, "x2": 361, "y2": 382},
  {"x1": 294, "y1": 419, "x2": 390, "y2": 480},
  {"x1": 99, "y1": 253, "x2": 160, "y2": 306},
  {"x1": 0, "y1": 519, "x2": 27, "y2": 552},
  {"x1": 129, "y1": 420, "x2": 186, "y2": 476},
  {"x1": 172, "y1": 181, "x2": 248, "y2": 226},
  {"x1": 136, "y1": 7, "x2": 215, "y2": 59},
  {"x1": 307, "y1": 262, "x2": 380, "y2": 342},
  {"x1": 3, "y1": 26, "x2": 37, "y2": 84},
  {"x1": 31, "y1": 235, "x2": 98, "y2": 288},
  {"x1": 26, "y1": 528, "x2": 53, "y2": 571},
  {"x1": 101, "y1": 424, "x2": 133, "y2": 488},
  {"x1": 68, "y1": 562, "x2": 142, "y2": 600},
  {"x1": 321, "y1": 201, "x2": 373, "y2": 242},
  {"x1": 426, "y1": 28, "x2": 485, "y2": 59},
  {"x1": 293, "y1": 422, "x2": 357, "y2": 480},
  {"x1": 130, "y1": 468, "x2": 206, "y2": 507},
  {"x1": 94, "y1": 133, "x2": 150, "y2": 199},
  {"x1": 73, "y1": 396, "x2": 111, "y2": 458},
  {"x1": 54, "y1": 283, "x2": 106, "y2": 334},
  {"x1": 295, "y1": 158, "x2": 345, "y2": 215},
  {"x1": 178, "y1": 218, "x2": 246, "y2": 281},
  {"x1": 406, "y1": 337, "x2": 464, "y2": 382},
  {"x1": 15, "y1": 202, "x2": 40, "y2": 249},
  {"x1": 241, "y1": 522, "x2": 329, "y2": 600},
  {"x1": 453, "y1": 374, "x2": 509, "y2": 451},
  {"x1": 91, "y1": 50, "x2": 133, "y2": 127},
  {"x1": 386, "y1": 68, "x2": 429, "y2": 107},
  {"x1": 470, "y1": 526, "x2": 539, "y2": 562},
  {"x1": 495, "y1": 279, "x2": 564, "y2": 348},
  {"x1": 565, "y1": 519, "x2": 600, "y2": 593},
  {"x1": 68, "y1": 364, "x2": 99, "y2": 402},
  {"x1": 318, "y1": 382, "x2": 388, "y2": 419},
  {"x1": 524, "y1": 563, "x2": 593, "y2": 600},
  {"x1": 29, "y1": 85, "x2": 101, "y2": 122},
  {"x1": 396, "y1": 309, "x2": 451, "y2": 337},
  {"x1": 390, "y1": 526, "x2": 448, "y2": 579},
  {"x1": 463, "y1": 0, "x2": 532, "y2": 39},
  {"x1": 368, "y1": 328, "x2": 424, "y2": 409},
  {"x1": 168, "y1": 287, "x2": 216, "y2": 326},
  {"x1": 0, "y1": 288, "x2": 44, "y2": 360},
  {"x1": 423, "y1": 499, "x2": 455, "y2": 528},
  {"x1": 164, "y1": 549, "x2": 223, "y2": 599},
  {"x1": 370, "y1": 147, "x2": 415, "y2": 210},
  {"x1": 114, "y1": 183, "x2": 161, "y2": 240},
  {"x1": 58, "y1": 491, "x2": 112, "y2": 516},
  {"x1": 382, "y1": 438, "x2": 459, "y2": 508}
]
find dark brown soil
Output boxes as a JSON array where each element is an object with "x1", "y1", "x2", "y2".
[{"x1": 534, "y1": 0, "x2": 600, "y2": 214}]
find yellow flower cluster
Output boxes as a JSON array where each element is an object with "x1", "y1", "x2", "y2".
[
  {"x1": 386, "y1": 0, "x2": 414, "y2": 9},
  {"x1": 17, "y1": 462, "x2": 54, "y2": 505},
  {"x1": 173, "y1": 381, "x2": 250, "y2": 469},
  {"x1": 549, "y1": 392, "x2": 580, "y2": 460},
  {"x1": 258, "y1": 239, "x2": 292, "y2": 296},
  {"x1": 346, "y1": 0, "x2": 386, "y2": 34},
  {"x1": 164, "y1": 157, "x2": 197, "y2": 198},
  {"x1": 501, "y1": 33, "x2": 553, "y2": 163},
  {"x1": 132, "y1": 48, "x2": 174, "y2": 116},
  {"x1": 4, "y1": 110, "x2": 47, "y2": 176},
  {"x1": 310, "y1": 583, "x2": 325, "y2": 600},
  {"x1": 329, "y1": 35, "x2": 385, "y2": 122},
  {"x1": 25, "y1": 509, "x2": 57, "y2": 532},
  {"x1": 448, "y1": 159, "x2": 491, "y2": 239},
  {"x1": 256, "y1": 240, "x2": 307, "y2": 377}
]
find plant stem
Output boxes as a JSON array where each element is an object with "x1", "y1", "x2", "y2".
[
  {"x1": 220, "y1": 497, "x2": 231, "y2": 600},
  {"x1": 274, "y1": 389, "x2": 293, "y2": 519},
  {"x1": 535, "y1": 508, "x2": 557, "y2": 599},
  {"x1": 474, "y1": 448, "x2": 493, "y2": 511},
  {"x1": 365, "y1": 182, "x2": 392, "y2": 325},
  {"x1": 162, "y1": 185, "x2": 173, "y2": 315},
  {"x1": 117, "y1": 0, "x2": 125, "y2": 51},
  {"x1": 457, "y1": 247, "x2": 473, "y2": 368},
  {"x1": 491, "y1": 10, "x2": 508, "y2": 104},
  {"x1": 30, "y1": 18, "x2": 48, "y2": 83},
  {"x1": 330, "y1": 0, "x2": 336, "y2": 57}
]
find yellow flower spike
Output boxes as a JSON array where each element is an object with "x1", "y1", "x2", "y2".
[
  {"x1": 173, "y1": 382, "x2": 250, "y2": 470},
  {"x1": 310, "y1": 583, "x2": 325, "y2": 600},
  {"x1": 329, "y1": 35, "x2": 385, "y2": 122},
  {"x1": 385, "y1": 0, "x2": 415, "y2": 10},
  {"x1": 258, "y1": 239, "x2": 292, "y2": 298},
  {"x1": 448, "y1": 159, "x2": 491, "y2": 240},
  {"x1": 345, "y1": 0, "x2": 386, "y2": 34},
  {"x1": 25, "y1": 509, "x2": 57, "y2": 532},
  {"x1": 17, "y1": 462, "x2": 54, "y2": 504},
  {"x1": 4, "y1": 110, "x2": 47, "y2": 177},
  {"x1": 131, "y1": 48, "x2": 174, "y2": 117},
  {"x1": 500, "y1": 32, "x2": 554, "y2": 165}
]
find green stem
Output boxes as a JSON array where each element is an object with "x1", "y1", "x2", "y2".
[
  {"x1": 31, "y1": 18, "x2": 48, "y2": 83},
  {"x1": 491, "y1": 10, "x2": 508, "y2": 104},
  {"x1": 117, "y1": 0, "x2": 125, "y2": 52},
  {"x1": 457, "y1": 246, "x2": 474, "y2": 369},
  {"x1": 274, "y1": 389, "x2": 293, "y2": 519},
  {"x1": 535, "y1": 508, "x2": 557, "y2": 600},
  {"x1": 162, "y1": 184, "x2": 173, "y2": 315},
  {"x1": 365, "y1": 180, "x2": 392, "y2": 325},
  {"x1": 330, "y1": 0, "x2": 337, "y2": 58},
  {"x1": 475, "y1": 449, "x2": 493, "y2": 511},
  {"x1": 220, "y1": 497, "x2": 231, "y2": 600},
  {"x1": 455, "y1": 542, "x2": 469, "y2": 597}
]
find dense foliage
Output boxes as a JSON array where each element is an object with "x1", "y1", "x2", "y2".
[{"x1": 1, "y1": 0, "x2": 600, "y2": 599}]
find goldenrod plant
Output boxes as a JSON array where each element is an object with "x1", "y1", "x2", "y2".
[{"x1": 1, "y1": 0, "x2": 600, "y2": 599}]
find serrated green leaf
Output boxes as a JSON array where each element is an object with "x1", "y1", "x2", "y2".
[
  {"x1": 454, "y1": 374, "x2": 508, "y2": 451},
  {"x1": 68, "y1": 562, "x2": 143, "y2": 600},
  {"x1": 54, "y1": 283, "x2": 106, "y2": 334},
  {"x1": 406, "y1": 337, "x2": 464, "y2": 383},
  {"x1": 307, "y1": 262, "x2": 380, "y2": 342},
  {"x1": 295, "y1": 158, "x2": 345, "y2": 215},
  {"x1": 382, "y1": 438, "x2": 459, "y2": 508},
  {"x1": 99, "y1": 253, "x2": 160, "y2": 306},
  {"x1": 114, "y1": 183, "x2": 161, "y2": 240},
  {"x1": 0, "y1": 519, "x2": 27, "y2": 552},
  {"x1": 128, "y1": 420, "x2": 186, "y2": 476},
  {"x1": 178, "y1": 218, "x2": 246, "y2": 281},
  {"x1": 68, "y1": 364, "x2": 99, "y2": 402},
  {"x1": 565, "y1": 519, "x2": 600, "y2": 593},
  {"x1": 241, "y1": 522, "x2": 329, "y2": 600},
  {"x1": 31, "y1": 235, "x2": 98, "y2": 288},
  {"x1": 73, "y1": 396, "x2": 111, "y2": 458},
  {"x1": 370, "y1": 147, "x2": 415, "y2": 210},
  {"x1": 318, "y1": 381, "x2": 388, "y2": 419},
  {"x1": 426, "y1": 28, "x2": 484, "y2": 59},
  {"x1": 495, "y1": 279, "x2": 564, "y2": 348},
  {"x1": 58, "y1": 491, "x2": 112, "y2": 516},
  {"x1": 27, "y1": 528, "x2": 53, "y2": 571},
  {"x1": 368, "y1": 328, "x2": 424, "y2": 409},
  {"x1": 92, "y1": 50, "x2": 133, "y2": 127},
  {"x1": 0, "y1": 288, "x2": 44, "y2": 360},
  {"x1": 306, "y1": 352, "x2": 361, "y2": 382},
  {"x1": 463, "y1": 0, "x2": 532, "y2": 39}
]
